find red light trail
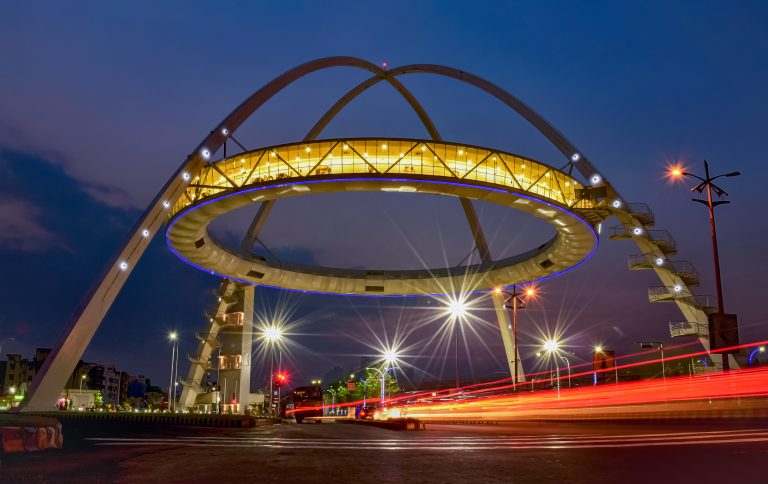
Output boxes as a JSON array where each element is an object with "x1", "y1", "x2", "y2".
[{"x1": 289, "y1": 340, "x2": 768, "y2": 420}]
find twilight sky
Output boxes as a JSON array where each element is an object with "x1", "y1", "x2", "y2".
[{"x1": 1, "y1": 1, "x2": 767, "y2": 390}]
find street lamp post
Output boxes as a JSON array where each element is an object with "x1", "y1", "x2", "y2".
[
  {"x1": 593, "y1": 345, "x2": 619, "y2": 385},
  {"x1": 496, "y1": 285, "x2": 537, "y2": 388},
  {"x1": 167, "y1": 331, "x2": 178, "y2": 412},
  {"x1": 561, "y1": 355, "x2": 571, "y2": 388},
  {"x1": 668, "y1": 160, "x2": 740, "y2": 371},
  {"x1": 366, "y1": 367, "x2": 388, "y2": 407},
  {"x1": 262, "y1": 325, "x2": 283, "y2": 416},
  {"x1": 445, "y1": 298, "x2": 468, "y2": 388},
  {"x1": 541, "y1": 338, "x2": 562, "y2": 396}
]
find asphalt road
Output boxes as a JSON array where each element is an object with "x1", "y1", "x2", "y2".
[{"x1": 3, "y1": 419, "x2": 768, "y2": 483}]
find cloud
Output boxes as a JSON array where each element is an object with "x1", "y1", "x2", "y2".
[
  {"x1": 81, "y1": 181, "x2": 135, "y2": 209},
  {"x1": 0, "y1": 197, "x2": 66, "y2": 252}
]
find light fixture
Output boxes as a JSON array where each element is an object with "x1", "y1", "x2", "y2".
[
  {"x1": 118, "y1": 261, "x2": 129, "y2": 271},
  {"x1": 458, "y1": 149, "x2": 464, "y2": 156},
  {"x1": 181, "y1": 171, "x2": 191, "y2": 181},
  {"x1": 611, "y1": 199, "x2": 622, "y2": 209},
  {"x1": 168, "y1": 331, "x2": 178, "y2": 341},
  {"x1": 446, "y1": 297, "x2": 468, "y2": 320},
  {"x1": 305, "y1": 146, "x2": 311, "y2": 153},
  {"x1": 162, "y1": 200, "x2": 171, "y2": 209},
  {"x1": 655, "y1": 257, "x2": 664, "y2": 266},
  {"x1": 221, "y1": 127, "x2": 229, "y2": 136},
  {"x1": 201, "y1": 148, "x2": 211, "y2": 160},
  {"x1": 594, "y1": 345, "x2": 604, "y2": 353},
  {"x1": 571, "y1": 153, "x2": 581, "y2": 162},
  {"x1": 141, "y1": 229, "x2": 150, "y2": 238},
  {"x1": 632, "y1": 227, "x2": 644, "y2": 236},
  {"x1": 263, "y1": 326, "x2": 282, "y2": 343},
  {"x1": 383, "y1": 350, "x2": 398, "y2": 365},
  {"x1": 543, "y1": 338, "x2": 560, "y2": 353},
  {"x1": 590, "y1": 174, "x2": 602, "y2": 185},
  {"x1": 381, "y1": 143, "x2": 387, "y2": 150},
  {"x1": 673, "y1": 284, "x2": 683, "y2": 293}
]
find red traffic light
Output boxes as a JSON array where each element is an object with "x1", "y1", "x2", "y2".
[{"x1": 273, "y1": 371, "x2": 289, "y2": 388}]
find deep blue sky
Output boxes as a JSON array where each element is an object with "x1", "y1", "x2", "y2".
[{"x1": 1, "y1": 1, "x2": 767, "y2": 389}]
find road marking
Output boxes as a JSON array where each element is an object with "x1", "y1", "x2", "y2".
[{"x1": 88, "y1": 429, "x2": 768, "y2": 451}]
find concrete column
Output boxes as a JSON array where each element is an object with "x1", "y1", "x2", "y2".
[
  {"x1": 238, "y1": 285, "x2": 255, "y2": 413},
  {"x1": 491, "y1": 291, "x2": 525, "y2": 382}
]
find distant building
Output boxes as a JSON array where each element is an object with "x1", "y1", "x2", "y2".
[
  {"x1": 88, "y1": 364, "x2": 125, "y2": 405},
  {"x1": 1, "y1": 354, "x2": 35, "y2": 395},
  {"x1": 0, "y1": 349, "x2": 156, "y2": 409}
]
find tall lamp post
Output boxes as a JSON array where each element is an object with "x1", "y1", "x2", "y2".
[
  {"x1": 540, "y1": 338, "x2": 566, "y2": 395},
  {"x1": 262, "y1": 325, "x2": 283, "y2": 415},
  {"x1": 668, "y1": 161, "x2": 740, "y2": 370},
  {"x1": 445, "y1": 299, "x2": 468, "y2": 388},
  {"x1": 167, "y1": 331, "x2": 178, "y2": 412},
  {"x1": 495, "y1": 285, "x2": 538, "y2": 387}
]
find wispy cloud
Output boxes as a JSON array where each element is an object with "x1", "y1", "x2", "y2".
[{"x1": 0, "y1": 197, "x2": 66, "y2": 252}]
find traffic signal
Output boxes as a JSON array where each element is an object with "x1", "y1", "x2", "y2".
[{"x1": 273, "y1": 371, "x2": 288, "y2": 388}]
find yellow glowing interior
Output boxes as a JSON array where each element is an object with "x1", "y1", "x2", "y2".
[{"x1": 173, "y1": 139, "x2": 590, "y2": 215}]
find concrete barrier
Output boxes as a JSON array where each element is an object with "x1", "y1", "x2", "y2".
[{"x1": 0, "y1": 415, "x2": 62, "y2": 455}]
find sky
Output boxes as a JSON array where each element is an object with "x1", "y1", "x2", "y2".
[{"x1": 1, "y1": 1, "x2": 767, "y2": 390}]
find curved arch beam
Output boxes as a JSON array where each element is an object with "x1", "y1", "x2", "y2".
[
  {"x1": 308, "y1": 64, "x2": 607, "y2": 188},
  {"x1": 194, "y1": 57, "x2": 441, "y2": 159},
  {"x1": 305, "y1": 72, "x2": 442, "y2": 142}
]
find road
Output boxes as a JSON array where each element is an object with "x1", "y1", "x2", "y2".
[{"x1": 3, "y1": 419, "x2": 768, "y2": 483}]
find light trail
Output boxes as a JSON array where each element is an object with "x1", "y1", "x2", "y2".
[{"x1": 288, "y1": 340, "x2": 768, "y2": 420}]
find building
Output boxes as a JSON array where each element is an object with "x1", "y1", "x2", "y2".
[
  {"x1": 0, "y1": 349, "x2": 154, "y2": 409},
  {"x1": 1, "y1": 354, "x2": 35, "y2": 396},
  {"x1": 87, "y1": 364, "x2": 125, "y2": 405}
]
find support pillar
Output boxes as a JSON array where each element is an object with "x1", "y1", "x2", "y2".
[{"x1": 491, "y1": 291, "x2": 525, "y2": 382}]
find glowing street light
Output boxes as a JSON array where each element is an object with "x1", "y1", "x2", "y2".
[
  {"x1": 263, "y1": 326, "x2": 282, "y2": 344},
  {"x1": 666, "y1": 160, "x2": 740, "y2": 371},
  {"x1": 443, "y1": 295, "x2": 470, "y2": 389},
  {"x1": 543, "y1": 338, "x2": 560, "y2": 353},
  {"x1": 8, "y1": 386, "x2": 16, "y2": 395},
  {"x1": 167, "y1": 331, "x2": 179, "y2": 412},
  {"x1": 382, "y1": 350, "x2": 399, "y2": 366},
  {"x1": 447, "y1": 299, "x2": 468, "y2": 320},
  {"x1": 540, "y1": 338, "x2": 570, "y2": 390},
  {"x1": 261, "y1": 324, "x2": 285, "y2": 416}
]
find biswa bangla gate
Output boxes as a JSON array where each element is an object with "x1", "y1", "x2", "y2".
[{"x1": 20, "y1": 57, "x2": 724, "y2": 412}]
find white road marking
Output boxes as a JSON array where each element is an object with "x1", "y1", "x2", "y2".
[{"x1": 87, "y1": 429, "x2": 768, "y2": 450}]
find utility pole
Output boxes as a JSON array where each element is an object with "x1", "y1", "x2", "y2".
[
  {"x1": 497, "y1": 285, "x2": 538, "y2": 388},
  {"x1": 668, "y1": 161, "x2": 740, "y2": 371}
]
